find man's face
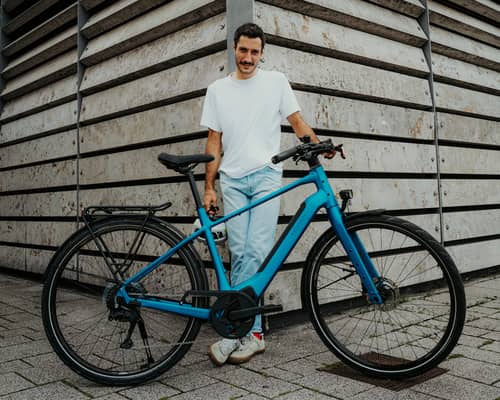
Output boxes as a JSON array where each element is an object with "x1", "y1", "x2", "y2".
[{"x1": 234, "y1": 35, "x2": 263, "y2": 77}]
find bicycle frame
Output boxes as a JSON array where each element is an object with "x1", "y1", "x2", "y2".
[{"x1": 117, "y1": 164, "x2": 383, "y2": 319}]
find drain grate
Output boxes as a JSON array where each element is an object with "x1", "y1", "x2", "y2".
[{"x1": 317, "y1": 352, "x2": 447, "y2": 391}]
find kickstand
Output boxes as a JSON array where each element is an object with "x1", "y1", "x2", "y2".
[{"x1": 138, "y1": 317, "x2": 154, "y2": 365}]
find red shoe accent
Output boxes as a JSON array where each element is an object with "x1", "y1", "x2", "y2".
[{"x1": 252, "y1": 332, "x2": 263, "y2": 341}]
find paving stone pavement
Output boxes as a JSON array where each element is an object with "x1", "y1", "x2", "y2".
[{"x1": 0, "y1": 271, "x2": 499, "y2": 400}]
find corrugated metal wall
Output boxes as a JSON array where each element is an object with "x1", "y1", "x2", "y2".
[{"x1": 0, "y1": 0, "x2": 498, "y2": 315}]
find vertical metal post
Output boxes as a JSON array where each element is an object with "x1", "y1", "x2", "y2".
[
  {"x1": 0, "y1": 1, "x2": 8, "y2": 115},
  {"x1": 75, "y1": 1, "x2": 89, "y2": 278},
  {"x1": 418, "y1": 0, "x2": 444, "y2": 244},
  {"x1": 226, "y1": 0, "x2": 254, "y2": 73},
  {"x1": 76, "y1": 1, "x2": 89, "y2": 228}
]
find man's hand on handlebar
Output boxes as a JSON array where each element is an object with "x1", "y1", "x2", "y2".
[
  {"x1": 321, "y1": 142, "x2": 346, "y2": 160},
  {"x1": 302, "y1": 135, "x2": 345, "y2": 160},
  {"x1": 323, "y1": 148, "x2": 336, "y2": 159}
]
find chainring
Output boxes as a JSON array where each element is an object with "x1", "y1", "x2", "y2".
[{"x1": 210, "y1": 292, "x2": 257, "y2": 339}]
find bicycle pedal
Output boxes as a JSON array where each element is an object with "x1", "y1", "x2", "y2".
[{"x1": 260, "y1": 304, "x2": 283, "y2": 314}]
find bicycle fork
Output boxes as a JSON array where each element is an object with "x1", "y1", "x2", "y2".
[{"x1": 327, "y1": 205, "x2": 383, "y2": 305}]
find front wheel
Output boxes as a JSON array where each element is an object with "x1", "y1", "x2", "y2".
[
  {"x1": 42, "y1": 217, "x2": 207, "y2": 385},
  {"x1": 302, "y1": 214, "x2": 465, "y2": 379}
]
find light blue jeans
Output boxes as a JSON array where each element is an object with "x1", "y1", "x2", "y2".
[{"x1": 220, "y1": 166, "x2": 282, "y2": 333}]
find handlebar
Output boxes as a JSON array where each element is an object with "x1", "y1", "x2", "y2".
[
  {"x1": 271, "y1": 138, "x2": 346, "y2": 165},
  {"x1": 271, "y1": 147, "x2": 298, "y2": 164}
]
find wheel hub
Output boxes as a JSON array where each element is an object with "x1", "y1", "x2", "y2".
[
  {"x1": 377, "y1": 278, "x2": 400, "y2": 311},
  {"x1": 103, "y1": 282, "x2": 146, "y2": 308}
]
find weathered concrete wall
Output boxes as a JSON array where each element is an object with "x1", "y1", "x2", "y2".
[
  {"x1": 0, "y1": 0, "x2": 499, "y2": 317},
  {"x1": 256, "y1": 0, "x2": 500, "y2": 311}
]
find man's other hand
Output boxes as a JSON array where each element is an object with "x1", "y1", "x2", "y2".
[{"x1": 203, "y1": 189, "x2": 218, "y2": 215}]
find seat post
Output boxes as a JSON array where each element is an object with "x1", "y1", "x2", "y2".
[{"x1": 186, "y1": 171, "x2": 203, "y2": 210}]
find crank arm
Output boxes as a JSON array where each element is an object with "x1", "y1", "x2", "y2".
[{"x1": 228, "y1": 304, "x2": 283, "y2": 321}]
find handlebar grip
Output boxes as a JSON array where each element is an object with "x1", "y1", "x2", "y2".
[{"x1": 271, "y1": 146, "x2": 298, "y2": 164}]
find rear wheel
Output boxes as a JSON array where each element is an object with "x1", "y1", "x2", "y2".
[
  {"x1": 303, "y1": 215, "x2": 465, "y2": 379},
  {"x1": 42, "y1": 217, "x2": 206, "y2": 385}
]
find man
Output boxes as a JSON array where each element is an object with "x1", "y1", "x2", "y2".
[{"x1": 201, "y1": 23, "x2": 332, "y2": 366}]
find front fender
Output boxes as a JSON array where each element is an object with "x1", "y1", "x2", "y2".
[{"x1": 343, "y1": 209, "x2": 386, "y2": 222}]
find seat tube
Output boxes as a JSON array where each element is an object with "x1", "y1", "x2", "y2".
[
  {"x1": 186, "y1": 171, "x2": 203, "y2": 210},
  {"x1": 197, "y1": 207, "x2": 231, "y2": 291}
]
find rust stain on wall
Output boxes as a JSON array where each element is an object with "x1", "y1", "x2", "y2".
[
  {"x1": 322, "y1": 32, "x2": 335, "y2": 49},
  {"x1": 409, "y1": 114, "x2": 423, "y2": 138},
  {"x1": 273, "y1": 15, "x2": 280, "y2": 35}
]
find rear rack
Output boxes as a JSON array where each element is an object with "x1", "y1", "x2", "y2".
[{"x1": 83, "y1": 201, "x2": 172, "y2": 221}]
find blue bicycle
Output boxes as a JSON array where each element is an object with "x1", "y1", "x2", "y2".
[{"x1": 42, "y1": 138, "x2": 465, "y2": 385}]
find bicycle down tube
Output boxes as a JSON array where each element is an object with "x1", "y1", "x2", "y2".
[{"x1": 118, "y1": 164, "x2": 383, "y2": 318}]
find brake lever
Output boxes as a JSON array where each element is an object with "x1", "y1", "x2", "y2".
[{"x1": 335, "y1": 144, "x2": 346, "y2": 159}]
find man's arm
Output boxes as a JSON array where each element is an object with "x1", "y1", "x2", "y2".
[
  {"x1": 287, "y1": 111, "x2": 320, "y2": 143},
  {"x1": 204, "y1": 129, "x2": 222, "y2": 213},
  {"x1": 287, "y1": 111, "x2": 335, "y2": 158}
]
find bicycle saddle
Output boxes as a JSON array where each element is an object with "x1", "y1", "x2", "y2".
[{"x1": 158, "y1": 153, "x2": 214, "y2": 171}]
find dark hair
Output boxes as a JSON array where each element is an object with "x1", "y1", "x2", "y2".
[{"x1": 233, "y1": 23, "x2": 265, "y2": 49}]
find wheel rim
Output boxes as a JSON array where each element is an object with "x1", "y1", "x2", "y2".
[
  {"x1": 46, "y1": 222, "x2": 200, "y2": 379},
  {"x1": 310, "y1": 220, "x2": 459, "y2": 374}
]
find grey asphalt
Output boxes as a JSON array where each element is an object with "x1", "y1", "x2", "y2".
[{"x1": 0, "y1": 271, "x2": 499, "y2": 400}]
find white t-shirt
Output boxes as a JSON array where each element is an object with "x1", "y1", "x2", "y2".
[{"x1": 200, "y1": 69, "x2": 300, "y2": 178}]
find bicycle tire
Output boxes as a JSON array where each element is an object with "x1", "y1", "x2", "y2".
[
  {"x1": 42, "y1": 216, "x2": 207, "y2": 385},
  {"x1": 302, "y1": 214, "x2": 465, "y2": 379}
]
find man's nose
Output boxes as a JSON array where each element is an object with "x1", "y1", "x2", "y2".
[{"x1": 242, "y1": 52, "x2": 252, "y2": 62}]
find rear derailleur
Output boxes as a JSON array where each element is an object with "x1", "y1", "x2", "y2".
[{"x1": 103, "y1": 283, "x2": 154, "y2": 363}]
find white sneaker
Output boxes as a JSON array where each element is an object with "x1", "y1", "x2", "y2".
[
  {"x1": 228, "y1": 334, "x2": 265, "y2": 364},
  {"x1": 208, "y1": 338, "x2": 240, "y2": 366}
]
